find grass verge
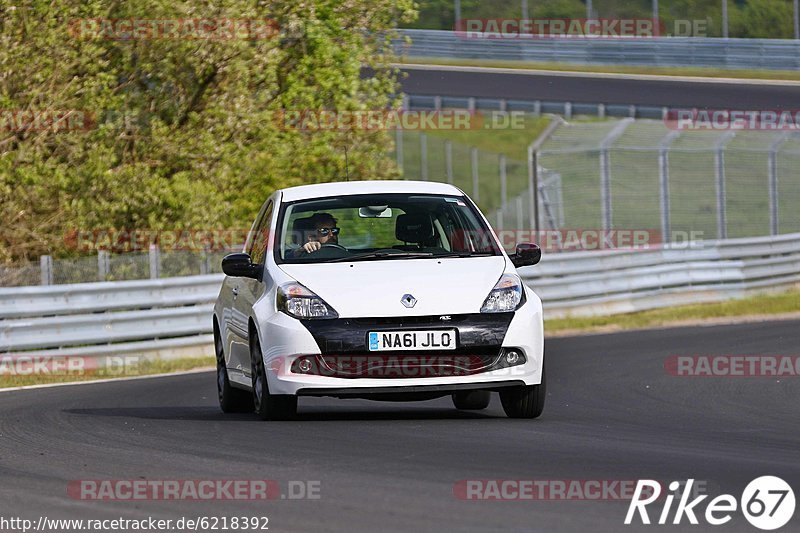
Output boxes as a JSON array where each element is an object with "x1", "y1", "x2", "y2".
[
  {"x1": 544, "y1": 289, "x2": 800, "y2": 335},
  {"x1": 400, "y1": 57, "x2": 800, "y2": 82},
  {"x1": 0, "y1": 355, "x2": 214, "y2": 389}
]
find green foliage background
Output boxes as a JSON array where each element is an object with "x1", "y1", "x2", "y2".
[{"x1": 0, "y1": 0, "x2": 416, "y2": 262}]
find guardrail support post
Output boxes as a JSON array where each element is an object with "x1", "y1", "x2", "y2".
[
  {"x1": 433, "y1": 95, "x2": 442, "y2": 111},
  {"x1": 149, "y1": 245, "x2": 160, "y2": 279},
  {"x1": 470, "y1": 147, "x2": 480, "y2": 202},
  {"x1": 40, "y1": 255, "x2": 53, "y2": 286},
  {"x1": 97, "y1": 251, "x2": 110, "y2": 281},
  {"x1": 564, "y1": 102, "x2": 572, "y2": 120}
]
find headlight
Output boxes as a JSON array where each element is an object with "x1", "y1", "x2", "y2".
[
  {"x1": 480, "y1": 273, "x2": 523, "y2": 313},
  {"x1": 277, "y1": 282, "x2": 338, "y2": 319}
]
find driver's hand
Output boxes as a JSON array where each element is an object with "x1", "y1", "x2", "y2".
[{"x1": 302, "y1": 241, "x2": 321, "y2": 254}]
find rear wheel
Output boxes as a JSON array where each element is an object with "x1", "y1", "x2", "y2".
[
  {"x1": 250, "y1": 332, "x2": 297, "y2": 421},
  {"x1": 500, "y1": 363, "x2": 546, "y2": 419},
  {"x1": 451, "y1": 390, "x2": 491, "y2": 410},
  {"x1": 215, "y1": 327, "x2": 253, "y2": 413}
]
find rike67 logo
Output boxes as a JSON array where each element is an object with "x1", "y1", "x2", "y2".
[{"x1": 625, "y1": 477, "x2": 795, "y2": 530}]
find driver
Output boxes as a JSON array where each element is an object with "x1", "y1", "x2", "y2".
[{"x1": 297, "y1": 212, "x2": 340, "y2": 255}]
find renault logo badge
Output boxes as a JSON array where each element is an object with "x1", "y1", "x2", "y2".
[{"x1": 401, "y1": 294, "x2": 417, "y2": 308}]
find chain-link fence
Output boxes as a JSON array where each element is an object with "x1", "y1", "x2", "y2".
[
  {"x1": 394, "y1": 116, "x2": 800, "y2": 251},
  {"x1": 537, "y1": 119, "x2": 800, "y2": 242}
]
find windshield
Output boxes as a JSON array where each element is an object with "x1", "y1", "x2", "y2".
[{"x1": 275, "y1": 193, "x2": 502, "y2": 264}]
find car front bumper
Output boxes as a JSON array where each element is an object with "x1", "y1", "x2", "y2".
[{"x1": 256, "y1": 287, "x2": 544, "y2": 396}]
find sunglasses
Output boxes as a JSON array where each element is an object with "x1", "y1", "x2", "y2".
[{"x1": 316, "y1": 227, "x2": 340, "y2": 236}]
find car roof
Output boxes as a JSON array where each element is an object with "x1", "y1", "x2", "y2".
[{"x1": 278, "y1": 180, "x2": 464, "y2": 203}]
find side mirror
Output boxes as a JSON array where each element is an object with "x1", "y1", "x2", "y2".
[
  {"x1": 510, "y1": 243, "x2": 541, "y2": 268},
  {"x1": 222, "y1": 253, "x2": 263, "y2": 280}
]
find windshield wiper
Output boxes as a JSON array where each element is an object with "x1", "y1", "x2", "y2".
[
  {"x1": 328, "y1": 251, "x2": 434, "y2": 263},
  {"x1": 436, "y1": 251, "x2": 497, "y2": 258}
]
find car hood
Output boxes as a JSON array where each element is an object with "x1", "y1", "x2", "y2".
[{"x1": 278, "y1": 256, "x2": 508, "y2": 317}]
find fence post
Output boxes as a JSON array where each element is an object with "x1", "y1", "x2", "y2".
[
  {"x1": 499, "y1": 154, "x2": 508, "y2": 230},
  {"x1": 40, "y1": 255, "x2": 53, "y2": 286},
  {"x1": 600, "y1": 148, "x2": 611, "y2": 231},
  {"x1": 445, "y1": 140, "x2": 453, "y2": 184},
  {"x1": 420, "y1": 132, "x2": 428, "y2": 181},
  {"x1": 599, "y1": 119, "x2": 634, "y2": 232},
  {"x1": 526, "y1": 116, "x2": 564, "y2": 235},
  {"x1": 201, "y1": 250, "x2": 210, "y2": 275},
  {"x1": 714, "y1": 132, "x2": 736, "y2": 240},
  {"x1": 768, "y1": 133, "x2": 790, "y2": 236},
  {"x1": 658, "y1": 130, "x2": 681, "y2": 244},
  {"x1": 395, "y1": 128, "x2": 403, "y2": 172},
  {"x1": 470, "y1": 147, "x2": 480, "y2": 202},
  {"x1": 149, "y1": 244, "x2": 160, "y2": 279},
  {"x1": 528, "y1": 145, "x2": 539, "y2": 235},
  {"x1": 97, "y1": 250, "x2": 110, "y2": 281}
]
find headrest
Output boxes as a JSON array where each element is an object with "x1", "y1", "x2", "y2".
[
  {"x1": 395, "y1": 213, "x2": 434, "y2": 243},
  {"x1": 291, "y1": 217, "x2": 314, "y2": 245}
]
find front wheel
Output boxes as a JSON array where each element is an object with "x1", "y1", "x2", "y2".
[
  {"x1": 500, "y1": 363, "x2": 546, "y2": 419},
  {"x1": 251, "y1": 334, "x2": 297, "y2": 421}
]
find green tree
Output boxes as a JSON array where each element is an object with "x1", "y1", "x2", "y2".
[{"x1": 0, "y1": 0, "x2": 416, "y2": 262}]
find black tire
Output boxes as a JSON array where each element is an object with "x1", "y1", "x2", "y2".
[
  {"x1": 215, "y1": 327, "x2": 254, "y2": 413},
  {"x1": 452, "y1": 390, "x2": 491, "y2": 410},
  {"x1": 499, "y1": 363, "x2": 546, "y2": 419},
  {"x1": 250, "y1": 332, "x2": 297, "y2": 421}
]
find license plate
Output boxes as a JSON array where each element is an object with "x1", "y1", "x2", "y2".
[{"x1": 368, "y1": 330, "x2": 457, "y2": 351}]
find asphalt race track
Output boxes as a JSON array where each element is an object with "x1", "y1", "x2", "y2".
[
  {"x1": 1, "y1": 319, "x2": 798, "y2": 532},
  {"x1": 398, "y1": 64, "x2": 800, "y2": 109}
]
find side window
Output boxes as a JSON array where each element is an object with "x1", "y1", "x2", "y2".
[{"x1": 248, "y1": 201, "x2": 273, "y2": 265}]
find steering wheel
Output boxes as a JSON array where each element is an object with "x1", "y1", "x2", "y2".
[{"x1": 320, "y1": 243, "x2": 347, "y2": 251}]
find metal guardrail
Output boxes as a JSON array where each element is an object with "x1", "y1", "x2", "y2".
[
  {"x1": 1, "y1": 233, "x2": 798, "y2": 357},
  {"x1": 396, "y1": 29, "x2": 800, "y2": 70},
  {"x1": 521, "y1": 232, "x2": 800, "y2": 317}
]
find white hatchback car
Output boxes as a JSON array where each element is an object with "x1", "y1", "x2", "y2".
[{"x1": 213, "y1": 180, "x2": 544, "y2": 420}]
